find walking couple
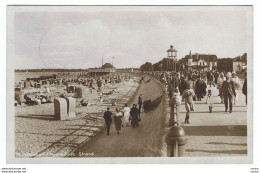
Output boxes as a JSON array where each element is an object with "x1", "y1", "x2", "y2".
[
  {"x1": 103, "y1": 103, "x2": 140, "y2": 135},
  {"x1": 103, "y1": 107, "x2": 123, "y2": 135}
]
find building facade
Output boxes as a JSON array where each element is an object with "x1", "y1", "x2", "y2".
[
  {"x1": 180, "y1": 51, "x2": 218, "y2": 71},
  {"x1": 233, "y1": 53, "x2": 247, "y2": 72}
]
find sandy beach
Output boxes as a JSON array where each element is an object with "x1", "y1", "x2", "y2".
[{"x1": 15, "y1": 72, "x2": 140, "y2": 157}]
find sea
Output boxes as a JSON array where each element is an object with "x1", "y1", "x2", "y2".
[{"x1": 15, "y1": 72, "x2": 59, "y2": 82}]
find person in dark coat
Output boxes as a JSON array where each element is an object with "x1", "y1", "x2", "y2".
[
  {"x1": 130, "y1": 104, "x2": 139, "y2": 128},
  {"x1": 200, "y1": 79, "x2": 207, "y2": 97},
  {"x1": 195, "y1": 78, "x2": 204, "y2": 101},
  {"x1": 114, "y1": 108, "x2": 123, "y2": 134},
  {"x1": 138, "y1": 94, "x2": 143, "y2": 112},
  {"x1": 242, "y1": 73, "x2": 247, "y2": 105},
  {"x1": 214, "y1": 72, "x2": 219, "y2": 84},
  {"x1": 103, "y1": 107, "x2": 112, "y2": 135},
  {"x1": 208, "y1": 72, "x2": 214, "y2": 87},
  {"x1": 179, "y1": 75, "x2": 186, "y2": 95},
  {"x1": 171, "y1": 74, "x2": 179, "y2": 90},
  {"x1": 206, "y1": 71, "x2": 211, "y2": 84},
  {"x1": 220, "y1": 72, "x2": 236, "y2": 113}
]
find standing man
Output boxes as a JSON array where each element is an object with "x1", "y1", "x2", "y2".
[
  {"x1": 171, "y1": 72, "x2": 179, "y2": 91},
  {"x1": 214, "y1": 71, "x2": 219, "y2": 84},
  {"x1": 208, "y1": 72, "x2": 214, "y2": 87},
  {"x1": 103, "y1": 107, "x2": 112, "y2": 135},
  {"x1": 220, "y1": 72, "x2": 236, "y2": 113},
  {"x1": 138, "y1": 94, "x2": 143, "y2": 113}
]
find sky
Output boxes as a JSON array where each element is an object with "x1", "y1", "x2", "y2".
[{"x1": 10, "y1": 6, "x2": 253, "y2": 69}]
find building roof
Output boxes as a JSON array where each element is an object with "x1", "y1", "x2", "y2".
[
  {"x1": 183, "y1": 53, "x2": 217, "y2": 62},
  {"x1": 233, "y1": 53, "x2": 247, "y2": 62},
  {"x1": 101, "y1": 63, "x2": 115, "y2": 69},
  {"x1": 166, "y1": 45, "x2": 177, "y2": 52}
]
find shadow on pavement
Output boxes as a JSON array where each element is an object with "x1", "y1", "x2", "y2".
[
  {"x1": 16, "y1": 114, "x2": 55, "y2": 121},
  {"x1": 183, "y1": 125, "x2": 247, "y2": 136},
  {"x1": 193, "y1": 102, "x2": 224, "y2": 105},
  {"x1": 205, "y1": 142, "x2": 247, "y2": 146},
  {"x1": 186, "y1": 149, "x2": 247, "y2": 155},
  {"x1": 179, "y1": 111, "x2": 247, "y2": 114}
]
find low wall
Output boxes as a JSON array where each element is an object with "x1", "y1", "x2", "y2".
[{"x1": 143, "y1": 74, "x2": 168, "y2": 156}]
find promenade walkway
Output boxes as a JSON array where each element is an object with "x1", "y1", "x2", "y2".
[
  {"x1": 75, "y1": 77, "x2": 166, "y2": 157},
  {"x1": 177, "y1": 84, "x2": 247, "y2": 157}
]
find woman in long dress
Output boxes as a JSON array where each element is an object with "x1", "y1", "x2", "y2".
[
  {"x1": 123, "y1": 104, "x2": 131, "y2": 126},
  {"x1": 114, "y1": 108, "x2": 123, "y2": 134},
  {"x1": 231, "y1": 72, "x2": 241, "y2": 105}
]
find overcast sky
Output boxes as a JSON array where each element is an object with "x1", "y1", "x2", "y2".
[{"x1": 10, "y1": 6, "x2": 252, "y2": 69}]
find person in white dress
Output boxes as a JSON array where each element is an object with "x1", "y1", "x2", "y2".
[
  {"x1": 123, "y1": 104, "x2": 131, "y2": 126},
  {"x1": 231, "y1": 72, "x2": 241, "y2": 105},
  {"x1": 173, "y1": 88, "x2": 182, "y2": 105},
  {"x1": 205, "y1": 89, "x2": 214, "y2": 113}
]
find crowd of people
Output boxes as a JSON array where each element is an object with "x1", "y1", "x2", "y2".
[
  {"x1": 157, "y1": 70, "x2": 247, "y2": 124},
  {"x1": 103, "y1": 70, "x2": 247, "y2": 134}
]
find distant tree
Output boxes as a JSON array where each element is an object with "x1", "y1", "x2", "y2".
[
  {"x1": 152, "y1": 58, "x2": 178, "y2": 71},
  {"x1": 241, "y1": 53, "x2": 247, "y2": 64},
  {"x1": 140, "y1": 62, "x2": 153, "y2": 71},
  {"x1": 153, "y1": 60, "x2": 163, "y2": 71},
  {"x1": 217, "y1": 58, "x2": 233, "y2": 72}
]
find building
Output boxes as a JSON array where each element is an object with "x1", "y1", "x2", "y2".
[
  {"x1": 179, "y1": 51, "x2": 218, "y2": 71},
  {"x1": 88, "y1": 63, "x2": 116, "y2": 76},
  {"x1": 233, "y1": 53, "x2": 247, "y2": 72}
]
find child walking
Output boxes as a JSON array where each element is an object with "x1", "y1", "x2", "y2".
[
  {"x1": 182, "y1": 83, "x2": 195, "y2": 124},
  {"x1": 206, "y1": 89, "x2": 214, "y2": 113}
]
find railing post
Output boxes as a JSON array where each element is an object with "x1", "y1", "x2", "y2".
[
  {"x1": 173, "y1": 140, "x2": 178, "y2": 157},
  {"x1": 166, "y1": 91, "x2": 187, "y2": 157},
  {"x1": 165, "y1": 125, "x2": 187, "y2": 157},
  {"x1": 169, "y1": 95, "x2": 180, "y2": 126}
]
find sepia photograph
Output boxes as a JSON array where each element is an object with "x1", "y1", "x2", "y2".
[{"x1": 6, "y1": 5, "x2": 253, "y2": 164}]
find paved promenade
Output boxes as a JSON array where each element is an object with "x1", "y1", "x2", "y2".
[
  {"x1": 76, "y1": 77, "x2": 166, "y2": 157},
  {"x1": 171, "y1": 84, "x2": 247, "y2": 157}
]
